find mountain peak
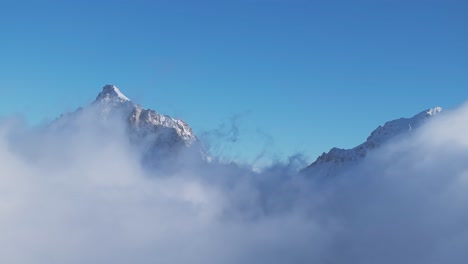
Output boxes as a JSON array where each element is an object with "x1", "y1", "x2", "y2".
[
  {"x1": 96, "y1": 84, "x2": 130, "y2": 103},
  {"x1": 54, "y1": 84, "x2": 207, "y2": 168},
  {"x1": 303, "y1": 106, "x2": 443, "y2": 176}
]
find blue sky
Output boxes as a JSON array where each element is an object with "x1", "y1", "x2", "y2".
[{"x1": 0, "y1": 0, "x2": 467, "y2": 164}]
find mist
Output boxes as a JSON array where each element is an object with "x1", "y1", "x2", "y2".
[{"x1": 1, "y1": 103, "x2": 468, "y2": 263}]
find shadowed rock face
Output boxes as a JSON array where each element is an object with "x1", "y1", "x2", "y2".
[{"x1": 302, "y1": 107, "x2": 443, "y2": 177}]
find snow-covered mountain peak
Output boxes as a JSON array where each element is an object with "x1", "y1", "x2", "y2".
[
  {"x1": 366, "y1": 106, "x2": 442, "y2": 143},
  {"x1": 95, "y1": 84, "x2": 131, "y2": 103},
  {"x1": 93, "y1": 85, "x2": 134, "y2": 113},
  {"x1": 54, "y1": 84, "x2": 208, "y2": 168},
  {"x1": 90, "y1": 85, "x2": 199, "y2": 147},
  {"x1": 303, "y1": 106, "x2": 443, "y2": 177}
]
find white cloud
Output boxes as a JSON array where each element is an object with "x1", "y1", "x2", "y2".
[{"x1": 0, "y1": 103, "x2": 468, "y2": 263}]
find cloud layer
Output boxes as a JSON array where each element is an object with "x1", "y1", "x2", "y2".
[{"x1": 1, "y1": 103, "x2": 468, "y2": 263}]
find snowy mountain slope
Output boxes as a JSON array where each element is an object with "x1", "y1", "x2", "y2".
[
  {"x1": 302, "y1": 107, "x2": 443, "y2": 177},
  {"x1": 52, "y1": 85, "x2": 443, "y2": 174},
  {"x1": 53, "y1": 85, "x2": 207, "y2": 167},
  {"x1": 93, "y1": 85, "x2": 198, "y2": 147}
]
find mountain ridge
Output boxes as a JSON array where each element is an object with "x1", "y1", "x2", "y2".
[
  {"x1": 53, "y1": 85, "x2": 207, "y2": 168},
  {"x1": 52, "y1": 85, "x2": 443, "y2": 175},
  {"x1": 302, "y1": 107, "x2": 443, "y2": 176}
]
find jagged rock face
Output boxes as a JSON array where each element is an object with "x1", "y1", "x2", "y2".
[
  {"x1": 54, "y1": 85, "x2": 207, "y2": 168},
  {"x1": 92, "y1": 85, "x2": 198, "y2": 147},
  {"x1": 128, "y1": 105, "x2": 197, "y2": 146},
  {"x1": 303, "y1": 107, "x2": 443, "y2": 177}
]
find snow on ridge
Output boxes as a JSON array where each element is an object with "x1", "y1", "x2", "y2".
[
  {"x1": 426, "y1": 107, "x2": 442, "y2": 116},
  {"x1": 97, "y1": 84, "x2": 131, "y2": 102},
  {"x1": 92, "y1": 85, "x2": 198, "y2": 147},
  {"x1": 303, "y1": 106, "x2": 443, "y2": 176},
  {"x1": 130, "y1": 105, "x2": 197, "y2": 146}
]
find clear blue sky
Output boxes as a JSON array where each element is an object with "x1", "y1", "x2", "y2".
[{"x1": 0, "y1": 0, "x2": 467, "y2": 164}]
